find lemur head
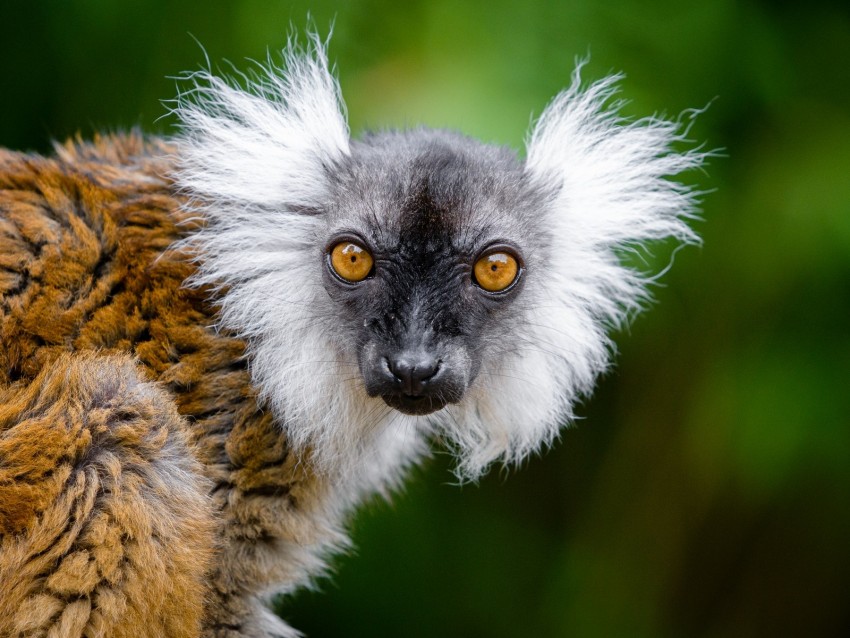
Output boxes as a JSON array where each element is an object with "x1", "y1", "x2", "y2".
[{"x1": 175, "y1": 38, "x2": 705, "y2": 482}]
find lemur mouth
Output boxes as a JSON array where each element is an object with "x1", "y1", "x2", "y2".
[{"x1": 382, "y1": 394, "x2": 447, "y2": 416}]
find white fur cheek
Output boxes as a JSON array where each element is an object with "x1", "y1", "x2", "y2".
[
  {"x1": 435, "y1": 306, "x2": 600, "y2": 481},
  {"x1": 440, "y1": 352, "x2": 563, "y2": 478}
]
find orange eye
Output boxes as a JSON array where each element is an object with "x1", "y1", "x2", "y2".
[
  {"x1": 330, "y1": 241, "x2": 374, "y2": 282},
  {"x1": 473, "y1": 251, "x2": 519, "y2": 292}
]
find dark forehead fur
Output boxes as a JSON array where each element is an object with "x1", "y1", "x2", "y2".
[{"x1": 326, "y1": 128, "x2": 547, "y2": 256}]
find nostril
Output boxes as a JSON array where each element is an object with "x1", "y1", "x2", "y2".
[
  {"x1": 421, "y1": 359, "x2": 440, "y2": 382},
  {"x1": 381, "y1": 356, "x2": 397, "y2": 380},
  {"x1": 422, "y1": 359, "x2": 443, "y2": 381}
]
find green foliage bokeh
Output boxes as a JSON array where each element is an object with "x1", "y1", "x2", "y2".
[{"x1": 2, "y1": 1, "x2": 848, "y2": 636}]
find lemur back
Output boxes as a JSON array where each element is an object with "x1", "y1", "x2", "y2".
[{"x1": 0, "y1": 135, "x2": 342, "y2": 637}]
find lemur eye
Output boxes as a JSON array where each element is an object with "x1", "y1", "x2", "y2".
[
  {"x1": 473, "y1": 251, "x2": 520, "y2": 292},
  {"x1": 330, "y1": 241, "x2": 374, "y2": 282}
]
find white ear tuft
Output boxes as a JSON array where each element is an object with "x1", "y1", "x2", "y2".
[
  {"x1": 173, "y1": 34, "x2": 350, "y2": 209},
  {"x1": 525, "y1": 64, "x2": 705, "y2": 330}
]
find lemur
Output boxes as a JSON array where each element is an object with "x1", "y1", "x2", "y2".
[{"x1": 0, "y1": 36, "x2": 705, "y2": 638}]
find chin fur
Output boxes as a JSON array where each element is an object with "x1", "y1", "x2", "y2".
[{"x1": 173, "y1": 39, "x2": 707, "y2": 484}]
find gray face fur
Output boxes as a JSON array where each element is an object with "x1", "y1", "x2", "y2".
[{"x1": 321, "y1": 130, "x2": 548, "y2": 416}]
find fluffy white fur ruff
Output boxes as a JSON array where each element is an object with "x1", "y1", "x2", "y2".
[
  {"x1": 174, "y1": 41, "x2": 705, "y2": 485},
  {"x1": 174, "y1": 38, "x2": 426, "y2": 493},
  {"x1": 441, "y1": 68, "x2": 705, "y2": 477}
]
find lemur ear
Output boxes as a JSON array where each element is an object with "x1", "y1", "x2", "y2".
[
  {"x1": 174, "y1": 34, "x2": 350, "y2": 210},
  {"x1": 523, "y1": 65, "x2": 705, "y2": 329}
]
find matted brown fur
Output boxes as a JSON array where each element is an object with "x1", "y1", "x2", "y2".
[
  {"x1": 0, "y1": 133, "x2": 336, "y2": 637},
  {"x1": 0, "y1": 353, "x2": 214, "y2": 637}
]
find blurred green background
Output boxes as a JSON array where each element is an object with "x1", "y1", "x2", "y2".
[{"x1": 2, "y1": 1, "x2": 848, "y2": 636}]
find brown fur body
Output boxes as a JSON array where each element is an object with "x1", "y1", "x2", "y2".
[{"x1": 0, "y1": 134, "x2": 336, "y2": 637}]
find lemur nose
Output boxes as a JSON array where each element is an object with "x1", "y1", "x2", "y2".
[{"x1": 386, "y1": 354, "x2": 440, "y2": 396}]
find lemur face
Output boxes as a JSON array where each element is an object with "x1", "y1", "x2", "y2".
[{"x1": 321, "y1": 130, "x2": 544, "y2": 415}]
